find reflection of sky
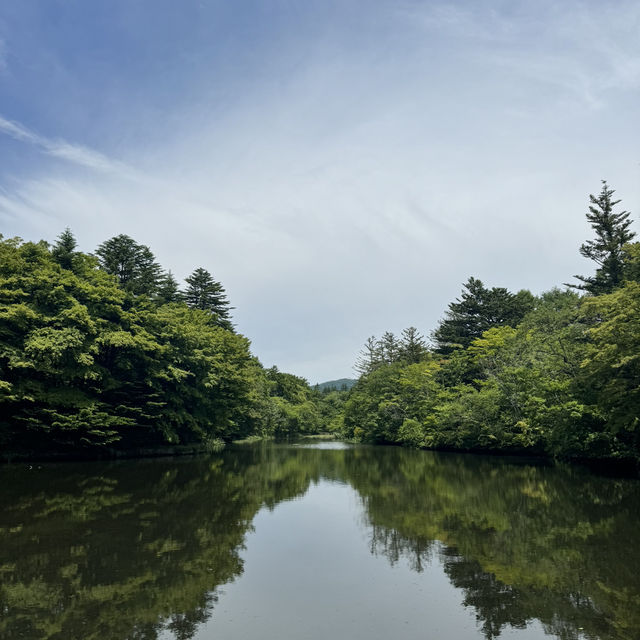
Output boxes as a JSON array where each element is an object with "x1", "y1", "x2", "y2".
[
  {"x1": 1, "y1": 1, "x2": 639, "y2": 382},
  {"x1": 292, "y1": 441, "x2": 354, "y2": 450},
  {"x1": 189, "y1": 481, "x2": 547, "y2": 640}
]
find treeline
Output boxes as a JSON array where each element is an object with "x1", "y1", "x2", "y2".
[
  {"x1": 0, "y1": 231, "x2": 334, "y2": 457},
  {"x1": 340, "y1": 181, "x2": 640, "y2": 464}
]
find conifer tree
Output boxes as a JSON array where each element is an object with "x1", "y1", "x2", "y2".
[
  {"x1": 571, "y1": 181, "x2": 635, "y2": 295},
  {"x1": 96, "y1": 234, "x2": 162, "y2": 296},
  {"x1": 380, "y1": 331, "x2": 401, "y2": 364},
  {"x1": 51, "y1": 228, "x2": 77, "y2": 270},
  {"x1": 433, "y1": 277, "x2": 533, "y2": 353},
  {"x1": 399, "y1": 327, "x2": 428, "y2": 364},
  {"x1": 183, "y1": 267, "x2": 234, "y2": 330},
  {"x1": 354, "y1": 336, "x2": 382, "y2": 375},
  {"x1": 155, "y1": 271, "x2": 181, "y2": 304}
]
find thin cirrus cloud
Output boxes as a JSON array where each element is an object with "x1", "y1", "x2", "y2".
[
  {"x1": 0, "y1": 116, "x2": 131, "y2": 175},
  {"x1": 401, "y1": 0, "x2": 640, "y2": 107},
  {"x1": 0, "y1": 0, "x2": 639, "y2": 382}
]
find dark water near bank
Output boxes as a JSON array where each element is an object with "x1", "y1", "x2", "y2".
[{"x1": 1, "y1": 443, "x2": 639, "y2": 640}]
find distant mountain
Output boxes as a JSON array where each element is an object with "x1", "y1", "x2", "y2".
[{"x1": 313, "y1": 378, "x2": 356, "y2": 392}]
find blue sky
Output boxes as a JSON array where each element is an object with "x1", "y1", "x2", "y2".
[{"x1": 1, "y1": 0, "x2": 639, "y2": 382}]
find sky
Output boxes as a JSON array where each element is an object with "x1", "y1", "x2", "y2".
[{"x1": 0, "y1": 0, "x2": 639, "y2": 383}]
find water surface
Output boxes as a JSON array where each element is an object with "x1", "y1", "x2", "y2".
[{"x1": 1, "y1": 443, "x2": 638, "y2": 639}]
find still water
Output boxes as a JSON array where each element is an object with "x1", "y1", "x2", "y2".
[{"x1": 1, "y1": 442, "x2": 639, "y2": 640}]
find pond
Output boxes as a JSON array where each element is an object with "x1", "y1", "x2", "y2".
[{"x1": 1, "y1": 442, "x2": 639, "y2": 639}]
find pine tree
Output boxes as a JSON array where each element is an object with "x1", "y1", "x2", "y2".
[
  {"x1": 571, "y1": 181, "x2": 635, "y2": 295},
  {"x1": 355, "y1": 329, "x2": 426, "y2": 376},
  {"x1": 134, "y1": 245, "x2": 163, "y2": 296},
  {"x1": 51, "y1": 228, "x2": 77, "y2": 270},
  {"x1": 96, "y1": 235, "x2": 162, "y2": 296},
  {"x1": 399, "y1": 327, "x2": 428, "y2": 364},
  {"x1": 433, "y1": 277, "x2": 534, "y2": 353},
  {"x1": 155, "y1": 271, "x2": 181, "y2": 304},
  {"x1": 380, "y1": 331, "x2": 401, "y2": 364},
  {"x1": 354, "y1": 336, "x2": 382, "y2": 375},
  {"x1": 183, "y1": 267, "x2": 234, "y2": 330}
]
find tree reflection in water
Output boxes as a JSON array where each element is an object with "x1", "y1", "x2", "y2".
[{"x1": 0, "y1": 444, "x2": 638, "y2": 640}]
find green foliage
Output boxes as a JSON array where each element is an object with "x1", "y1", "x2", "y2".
[
  {"x1": 0, "y1": 233, "x2": 318, "y2": 456},
  {"x1": 433, "y1": 277, "x2": 534, "y2": 353},
  {"x1": 580, "y1": 282, "x2": 640, "y2": 453},
  {"x1": 0, "y1": 237, "x2": 136, "y2": 450},
  {"x1": 182, "y1": 267, "x2": 234, "y2": 331},
  {"x1": 354, "y1": 327, "x2": 430, "y2": 375},
  {"x1": 260, "y1": 367, "x2": 324, "y2": 437},
  {"x1": 399, "y1": 326, "x2": 429, "y2": 363},
  {"x1": 50, "y1": 228, "x2": 78, "y2": 271},
  {"x1": 622, "y1": 241, "x2": 640, "y2": 283},
  {"x1": 155, "y1": 270, "x2": 181, "y2": 304},
  {"x1": 142, "y1": 303, "x2": 261, "y2": 443},
  {"x1": 344, "y1": 284, "x2": 640, "y2": 462},
  {"x1": 342, "y1": 182, "x2": 639, "y2": 465},
  {"x1": 95, "y1": 234, "x2": 162, "y2": 296},
  {"x1": 314, "y1": 389, "x2": 348, "y2": 433},
  {"x1": 4, "y1": 179, "x2": 639, "y2": 464},
  {"x1": 343, "y1": 361, "x2": 441, "y2": 444},
  {"x1": 572, "y1": 181, "x2": 635, "y2": 295}
]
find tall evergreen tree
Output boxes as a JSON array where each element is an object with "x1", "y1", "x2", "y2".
[
  {"x1": 380, "y1": 331, "x2": 401, "y2": 364},
  {"x1": 355, "y1": 329, "x2": 429, "y2": 376},
  {"x1": 183, "y1": 267, "x2": 234, "y2": 330},
  {"x1": 51, "y1": 228, "x2": 77, "y2": 270},
  {"x1": 134, "y1": 245, "x2": 163, "y2": 296},
  {"x1": 96, "y1": 234, "x2": 162, "y2": 296},
  {"x1": 433, "y1": 277, "x2": 534, "y2": 353},
  {"x1": 354, "y1": 336, "x2": 383, "y2": 376},
  {"x1": 399, "y1": 327, "x2": 429, "y2": 364},
  {"x1": 155, "y1": 270, "x2": 181, "y2": 304},
  {"x1": 571, "y1": 181, "x2": 635, "y2": 295}
]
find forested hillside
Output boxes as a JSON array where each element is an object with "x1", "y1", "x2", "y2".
[
  {"x1": 339, "y1": 182, "x2": 640, "y2": 465},
  {"x1": 314, "y1": 378, "x2": 356, "y2": 392},
  {"x1": 0, "y1": 231, "x2": 331, "y2": 458}
]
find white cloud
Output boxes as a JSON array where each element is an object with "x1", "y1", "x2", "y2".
[
  {"x1": 0, "y1": 115, "x2": 133, "y2": 174},
  {"x1": 398, "y1": 1, "x2": 640, "y2": 109},
  {"x1": 1, "y1": 1, "x2": 639, "y2": 381}
]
